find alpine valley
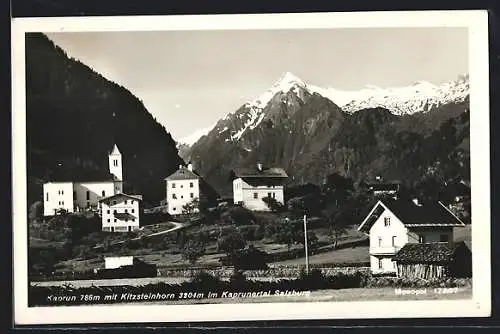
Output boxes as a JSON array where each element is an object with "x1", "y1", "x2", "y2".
[{"x1": 183, "y1": 72, "x2": 470, "y2": 196}]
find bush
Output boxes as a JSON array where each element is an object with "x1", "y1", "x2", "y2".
[{"x1": 237, "y1": 225, "x2": 263, "y2": 241}]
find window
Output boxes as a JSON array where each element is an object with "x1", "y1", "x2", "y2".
[
  {"x1": 173, "y1": 207, "x2": 176, "y2": 211},
  {"x1": 112, "y1": 200, "x2": 116, "y2": 205},
  {"x1": 107, "y1": 219, "x2": 110, "y2": 223},
  {"x1": 61, "y1": 201, "x2": 64, "y2": 205},
  {"x1": 73, "y1": 191, "x2": 77, "y2": 200},
  {"x1": 113, "y1": 210, "x2": 117, "y2": 214},
  {"x1": 190, "y1": 193, "x2": 194, "y2": 198},
  {"x1": 172, "y1": 194, "x2": 177, "y2": 199},
  {"x1": 61, "y1": 190, "x2": 64, "y2": 195},
  {"x1": 181, "y1": 195, "x2": 184, "y2": 199},
  {"x1": 253, "y1": 193, "x2": 258, "y2": 199},
  {"x1": 190, "y1": 182, "x2": 194, "y2": 188},
  {"x1": 172, "y1": 183, "x2": 176, "y2": 188},
  {"x1": 132, "y1": 219, "x2": 135, "y2": 222},
  {"x1": 113, "y1": 159, "x2": 118, "y2": 167},
  {"x1": 419, "y1": 235, "x2": 426, "y2": 243},
  {"x1": 125, "y1": 209, "x2": 128, "y2": 213},
  {"x1": 384, "y1": 217, "x2": 390, "y2": 226},
  {"x1": 272, "y1": 193, "x2": 276, "y2": 199},
  {"x1": 128, "y1": 226, "x2": 132, "y2": 232},
  {"x1": 440, "y1": 234, "x2": 449, "y2": 242},
  {"x1": 131, "y1": 209, "x2": 135, "y2": 213},
  {"x1": 102, "y1": 190, "x2": 105, "y2": 197},
  {"x1": 378, "y1": 237, "x2": 382, "y2": 247},
  {"x1": 125, "y1": 218, "x2": 128, "y2": 222},
  {"x1": 114, "y1": 219, "x2": 117, "y2": 223},
  {"x1": 107, "y1": 210, "x2": 110, "y2": 214},
  {"x1": 46, "y1": 193, "x2": 49, "y2": 201},
  {"x1": 181, "y1": 185, "x2": 184, "y2": 188},
  {"x1": 268, "y1": 192, "x2": 272, "y2": 198},
  {"x1": 124, "y1": 200, "x2": 127, "y2": 205},
  {"x1": 86, "y1": 191, "x2": 90, "y2": 200},
  {"x1": 378, "y1": 258, "x2": 383, "y2": 269},
  {"x1": 392, "y1": 236, "x2": 396, "y2": 247}
]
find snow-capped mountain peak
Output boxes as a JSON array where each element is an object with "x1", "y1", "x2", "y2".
[
  {"x1": 248, "y1": 72, "x2": 308, "y2": 110},
  {"x1": 310, "y1": 75, "x2": 469, "y2": 115}
]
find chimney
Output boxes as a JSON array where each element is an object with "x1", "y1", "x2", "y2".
[
  {"x1": 257, "y1": 162, "x2": 263, "y2": 171},
  {"x1": 187, "y1": 163, "x2": 193, "y2": 171}
]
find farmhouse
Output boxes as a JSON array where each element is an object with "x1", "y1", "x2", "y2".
[
  {"x1": 231, "y1": 163, "x2": 288, "y2": 211},
  {"x1": 165, "y1": 163, "x2": 200, "y2": 215},
  {"x1": 42, "y1": 144, "x2": 124, "y2": 216},
  {"x1": 358, "y1": 198, "x2": 466, "y2": 275},
  {"x1": 392, "y1": 241, "x2": 471, "y2": 279},
  {"x1": 99, "y1": 193, "x2": 142, "y2": 232}
]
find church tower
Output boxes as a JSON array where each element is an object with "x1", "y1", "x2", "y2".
[{"x1": 108, "y1": 144, "x2": 123, "y2": 181}]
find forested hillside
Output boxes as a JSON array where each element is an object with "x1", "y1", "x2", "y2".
[{"x1": 26, "y1": 33, "x2": 184, "y2": 206}]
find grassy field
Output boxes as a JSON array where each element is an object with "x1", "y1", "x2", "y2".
[{"x1": 275, "y1": 246, "x2": 369, "y2": 265}]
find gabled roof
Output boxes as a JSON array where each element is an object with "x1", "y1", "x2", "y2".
[
  {"x1": 367, "y1": 183, "x2": 400, "y2": 192},
  {"x1": 110, "y1": 144, "x2": 121, "y2": 155},
  {"x1": 232, "y1": 167, "x2": 288, "y2": 178},
  {"x1": 392, "y1": 242, "x2": 469, "y2": 264},
  {"x1": 165, "y1": 166, "x2": 200, "y2": 181},
  {"x1": 358, "y1": 198, "x2": 465, "y2": 232},
  {"x1": 99, "y1": 193, "x2": 142, "y2": 203}
]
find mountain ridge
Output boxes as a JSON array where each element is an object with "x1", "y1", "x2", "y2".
[{"x1": 179, "y1": 72, "x2": 469, "y2": 147}]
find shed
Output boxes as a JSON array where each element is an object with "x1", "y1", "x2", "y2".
[{"x1": 392, "y1": 241, "x2": 471, "y2": 279}]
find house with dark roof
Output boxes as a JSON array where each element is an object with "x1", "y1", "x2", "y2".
[
  {"x1": 99, "y1": 193, "x2": 142, "y2": 232},
  {"x1": 42, "y1": 144, "x2": 125, "y2": 216},
  {"x1": 164, "y1": 163, "x2": 201, "y2": 215},
  {"x1": 358, "y1": 198, "x2": 466, "y2": 275},
  {"x1": 230, "y1": 163, "x2": 288, "y2": 211}
]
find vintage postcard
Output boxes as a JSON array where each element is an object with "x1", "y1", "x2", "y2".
[{"x1": 12, "y1": 11, "x2": 491, "y2": 325}]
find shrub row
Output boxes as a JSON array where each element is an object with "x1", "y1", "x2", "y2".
[{"x1": 157, "y1": 266, "x2": 370, "y2": 278}]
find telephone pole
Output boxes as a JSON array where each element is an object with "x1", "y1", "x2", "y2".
[{"x1": 303, "y1": 214, "x2": 309, "y2": 274}]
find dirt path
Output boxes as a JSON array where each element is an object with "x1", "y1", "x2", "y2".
[{"x1": 94, "y1": 221, "x2": 185, "y2": 249}]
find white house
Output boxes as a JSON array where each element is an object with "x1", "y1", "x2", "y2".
[
  {"x1": 231, "y1": 163, "x2": 288, "y2": 211},
  {"x1": 357, "y1": 198, "x2": 466, "y2": 275},
  {"x1": 43, "y1": 144, "x2": 124, "y2": 216},
  {"x1": 165, "y1": 163, "x2": 200, "y2": 215},
  {"x1": 99, "y1": 193, "x2": 142, "y2": 232},
  {"x1": 104, "y1": 256, "x2": 134, "y2": 269}
]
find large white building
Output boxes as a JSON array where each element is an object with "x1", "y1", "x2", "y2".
[
  {"x1": 42, "y1": 144, "x2": 124, "y2": 216},
  {"x1": 99, "y1": 193, "x2": 142, "y2": 232},
  {"x1": 165, "y1": 163, "x2": 200, "y2": 215},
  {"x1": 358, "y1": 198, "x2": 466, "y2": 275},
  {"x1": 231, "y1": 163, "x2": 288, "y2": 211}
]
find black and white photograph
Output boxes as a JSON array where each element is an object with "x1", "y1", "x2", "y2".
[{"x1": 12, "y1": 11, "x2": 491, "y2": 324}]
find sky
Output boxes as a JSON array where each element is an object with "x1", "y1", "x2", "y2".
[{"x1": 46, "y1": 28, "x2": 468, "y2": 142}]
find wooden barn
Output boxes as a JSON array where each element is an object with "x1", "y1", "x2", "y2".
[{"x1": 392, "y1": 241, "x2": 471, "y2": 279}]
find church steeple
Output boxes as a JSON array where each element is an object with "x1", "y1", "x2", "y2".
[{"x1": 108, "y1": 144, "x2": 123, "y2": 181}]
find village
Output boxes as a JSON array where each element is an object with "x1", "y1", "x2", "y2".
[{"x1": 36, "y1": 143, "x2": 472, "y2": 287}]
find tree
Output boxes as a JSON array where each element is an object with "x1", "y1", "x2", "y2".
[
  {"x1": 181, "y1": 239, "x2": 206, "y2": 264},
  {"x1": 262, "y1": 197, "x2": 284, "y2": 212},
  {"x1": 182, "y1": 198, "x2": 199, "y2": 215},
  {"x1": 322, "y1": 206, "x2": 349, "y2": 249},
  {"x1": 273, "y1": 218, "x2": 302, "y2": 252},
  {"x1": 217, "y1": 230, "x2": 246, "y2": 255}
]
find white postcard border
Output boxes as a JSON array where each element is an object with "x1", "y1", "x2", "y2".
[{"x1": 12, "y1": 10, "x2": 491, "y2": 325}]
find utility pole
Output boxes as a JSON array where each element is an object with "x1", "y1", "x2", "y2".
[{"x1": 303, "y1": 214, "x2": 309, "y2": 274}]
